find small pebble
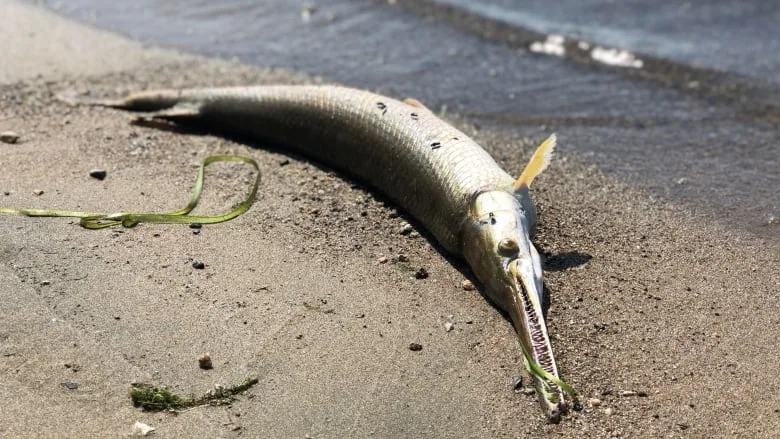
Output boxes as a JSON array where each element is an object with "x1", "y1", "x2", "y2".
[
  {"x1": 400, "y1": 223, "x2": 413, "y2": 235},
  {"x1": 588, "y1": 397, "x2": 602, "y2": 407},
  {"x1": 89, "y1": 168, "x2": 107, "y2": 180},
  {"x1": 510, "y1": 376, "x2": 523, "y2": 391},
  {"x1": 189, "y1": 223, "x2": 202, "y2": 229},
  {"x1": 33, "y1": 189, "x2": 44, "y2": 196},
  {"x1": 378, "y1": 256, "x2": 388, "y2": 264},
  {"x1": 198, "y1": 353, "x2": 213, "y2": 369},
  {"x1": 279, "y1": 158, "x2": 290, "y2": 166},
  {"x1": 0, "y1": 131, "x2": 19, "y2": 144},
  {"x1": 414, "y1": 268, "x2": 429, "y2": 279},
  {"x1": 192, "y1": 261, "x2": 205, "y2": 269},
  {"x1": 462, "y1": 280, "x2": 476, "y2": 291},
  {"x1": 522, "y1": 387, "x2": 536, "y2": 396},
  {"x1": 61, "y1": 382, "x2": 78, "y2": 391},
  {"x1": 397, "y1": 253, "x2": 409, "y2": 262},
  {"x1": 604, "y1": 407, "x2": 614, "y2": 415},
  {"x1": 619, "y1": 390, "x2": 638, "y2": 397},
  {"x1": 132, "y1": 421, "x2": 156, "y2": 436},
  {"x1": 40, "y1": 280, "x2": 51, "y2": 286},
  {"x1": 408, "y1": 342, "x2": 423, "y2": 351},
  {"x1": 444, "y1": 322, "x2": 454, "y2": 332}
]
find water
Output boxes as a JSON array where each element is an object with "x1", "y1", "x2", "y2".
[
  {"x1": 432, "y1": 0, "x2": 780, "y2": 87},
  {"x1": 36, "y1": 0, "x2": 779, "y2": 237}
]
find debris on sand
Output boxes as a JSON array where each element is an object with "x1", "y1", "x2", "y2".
[
  {"x1": 89, "y1": 168, "x2": 107, "y2": 180},
  {"x1": 131, "y1": 421, "x2": 155, "y2": 436},
  {"x1": 130, "y1": 377, "x2": 259, "y2": 411},
  {"x1": 198, "y1": 353, "x2": 213, "y2": 370},
  {"x1": 461, "y1": 280, "x2": 476, "y2": 291},
  {"x1": 0, "y1": 131, "x2": 20, "y2": 144}
]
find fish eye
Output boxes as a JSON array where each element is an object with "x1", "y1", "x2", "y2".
[{"x1": 497, "y1": 238, "x2": 519, "y2": 256}]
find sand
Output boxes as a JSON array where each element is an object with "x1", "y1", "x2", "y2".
[{"x1": 1, "y1": 1, "x2": 778, "y2": 437}]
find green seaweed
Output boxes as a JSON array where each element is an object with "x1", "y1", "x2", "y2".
[{"x1": 130, "y1": 377, "x2": 259, "y2": 411}]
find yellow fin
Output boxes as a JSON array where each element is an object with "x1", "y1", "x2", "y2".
[
  {"x1": 404, "y1": 98, "x2": 429, "y2": 111},
  {"x1": 513, "y1": 133, "x2": 556, "y2": 191}
]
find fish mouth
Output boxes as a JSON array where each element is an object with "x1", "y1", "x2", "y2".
[{"x1": 508, "y1": 260, "x2": 574, "y2": 422}]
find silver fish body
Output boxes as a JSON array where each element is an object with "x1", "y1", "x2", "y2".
[{"x1": 86, "y1": 85, "x2": 572, "y2": 421}]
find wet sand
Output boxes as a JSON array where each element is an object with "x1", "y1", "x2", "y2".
[{"x1": 1, "y1": 1, "x2": 779, "y2": 437}]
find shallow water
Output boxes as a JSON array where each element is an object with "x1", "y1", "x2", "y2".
[{"x1": 37, "y1": 0, "x2": 779, "y2": 237}]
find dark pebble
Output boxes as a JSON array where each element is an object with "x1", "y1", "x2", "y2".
[
  {"x1": 192, "y1": 261, "x2": 205, "y2": 269},
  {"x1": 0, "y1": 131, "x2": 19, "y2": 144},
  {"x1": 189, "y1": 223, "x2": 202, "y2": 229},
  {"x1": 414, "y1": 268, "x2": 429, "y2": 279},
  {"x1": 192, "y1": 229, "x2": 201, "y2": 235},
  {"x1": 89, "y1": 169, "x2": 107, "y2": 180},
  {"x1": 279, "y1": 158, "x2": 290, "y2": 166},
  {"x1": 397, "y1": 254, "x2": 409, "y2": 262},
  {"x1": 61, "y1": 382, "x2": 78, "y2": 391},
  {"x1": 408, "y1": 343, "x2": 423, "y2": 351}
]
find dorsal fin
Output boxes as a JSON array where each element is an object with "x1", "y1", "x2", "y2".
[
  {"x1": 513, "y1": 134, "x2": 556, "y2": 191},
  {"x1": 404, "y1": 98, "x2": 429, "y2": 111}
]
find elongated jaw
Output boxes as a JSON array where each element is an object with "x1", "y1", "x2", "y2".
[{"x1": 509, "y1": 260, "x2": 577, "y2": 422}]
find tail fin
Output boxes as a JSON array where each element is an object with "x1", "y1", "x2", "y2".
[
  {"x1": 513, "y1": 134, "x2": 556, "y2": 191},
  {"x1": 57, "y1": 89, "x2": 183, "y2": 112}
]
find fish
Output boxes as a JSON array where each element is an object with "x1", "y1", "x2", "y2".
[{"x1": 73, "y1": 85, "x2": 577, "y2": 421}]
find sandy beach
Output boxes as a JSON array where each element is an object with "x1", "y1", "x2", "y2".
[{"x1": 1, "y1": 1, "x2": 779, "y2": 437}]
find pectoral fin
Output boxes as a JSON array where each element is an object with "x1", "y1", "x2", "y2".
[{"x1": 513, "y1": 133, "x2": 556, "y2": 191}]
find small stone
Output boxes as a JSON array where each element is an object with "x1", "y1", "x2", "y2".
[
  {"x1": 61, "y1": 382, "x2": 78, "y2": 391},
  {"x1": 604, "y1": 407, "x2": 614, "y2": 415},
  {"x1": 522, "y1": 387, "x2": 536, "y2": 395},
  {"x1": 40, "y1": 280, "x2": 51, "y2": 286},
  {"x1": 397, "y1": 254, "x2": 409, "y2": 262},
  {"x1": 198, "y1": 353, "x2": 213, "y2": 369},
  {"x1": 192, "y1": 261, "x2": 205, "y2": 269},
  {"x1": 510, "y1": 376, "x2": 523, "y2": 391},
  {"x1": 131, "y1": 421, "x2": 156, "y2": 436},
  {"x1": 279, "y1": 158, "x2": 290, "y2": 166},
  {"x1": 588, "y1": 397, "x2": 602, "y2": 407},
  {"x1": 0, "y1": 131, "x2": 19, "y2": 144},
  {"x1": 408, "y1": 342, "x2": 423, "y2": 351},
  {"x1": 189, "y1": 223, "x2": 202, "y2": 229},
  {"x1": 33, "y1": 189, "x2": 44, "y2": 196},
  {"x1": 89, "y1": 169, "x2": 107, "y2": 180},
  {"x1": 461, "y1": 280, "x2": 476, "y2": 291},
  {"x1": 444, "y1": 322, "x2": 454, "y2": 332},
  {"x1": 619, "y1": 390, "x2": 638, "y2": 397},
  {"x1": 414, "y1": 268, "x2": 429, "y2": 279},
  {"x1": 378, "y1": 256, "x2": 388, "y2": 264},
  {"x1": 400, "y1": 223, "x2": 413, "y2": 235},
  {"x1": 676, "y1": 177, "x2": 688, "y2": 185}
]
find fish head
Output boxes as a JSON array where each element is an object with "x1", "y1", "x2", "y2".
[{"x1": 461, "y1": 189, "x2": 570, "y2": 422}]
